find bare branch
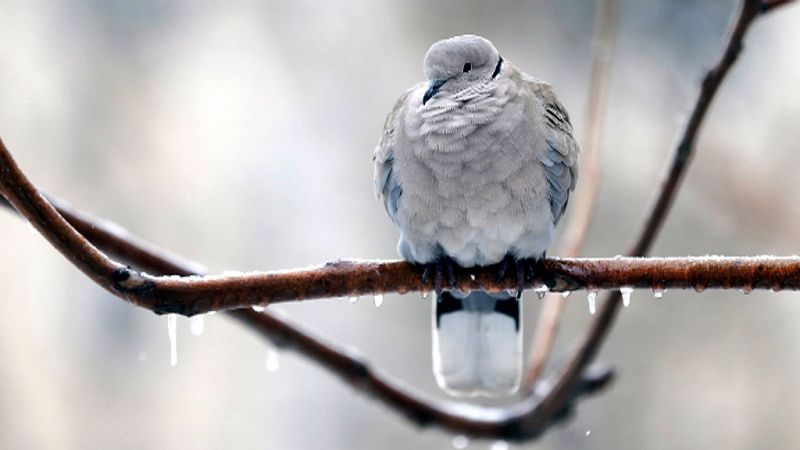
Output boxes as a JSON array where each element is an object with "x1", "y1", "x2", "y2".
[
  {"x1": 0, "y1": 170, "x2": 613, "y2": 442},
  {"x1": 2, "y1": 141, "x2": 800, "y2": 317},
  {"x1": 558, "y1": 0, "x2": 617, "y2": 259},
  {"x1": 537, "y1": 0, "x2": 793, "y2": 423},
  {"x1": 632, "y1": 0, "x2": 777, "y2": 257},
  {"x1": 524, "y1": 0, "x2": 619, "y2": 391}
]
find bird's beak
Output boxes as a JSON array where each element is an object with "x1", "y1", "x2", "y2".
[{"x1": 423, "y1": 79, "x2": 447, "y2": 105}]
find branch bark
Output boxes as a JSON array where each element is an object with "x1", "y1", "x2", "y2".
[{"x1": 1, "y1": 144, "x2": 799, "y2": 316}]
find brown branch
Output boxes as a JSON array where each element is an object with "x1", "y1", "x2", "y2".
[
  {"x1": 524, "y1": 0, "x2": 619, "y2": 391},
  {"x1": 0, "y1": 170, "x2": 613, "y2": 442},
  {"x1": 534, "y1": 0, "x2": 792, "y2": 423},
  {"x1": 2, "y1": 143, "x2": 800, "y2": 316}
]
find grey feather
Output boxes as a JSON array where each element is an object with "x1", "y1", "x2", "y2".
[
  {"x1": 530, "y1": 80, "x2": 579, "y2": 225},
  {"x1": 543, "y1": 142, "x2": 573, "y2": 223},
  {"x1": 378, "y1": 155, "x2": 403, "y2": 221},
  {"x1": 374, "y1": 89, "x2": 414, "y2": 226}
]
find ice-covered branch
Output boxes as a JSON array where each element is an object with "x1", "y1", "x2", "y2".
[
  {"x1": 0, "y1": 164, "x2": 613, "y2": 442},
  {"x1": 2, "y1": 142, "x2": 800, "y2": 316},
  {"x1": 537, "y1": 0, "x2": 794, "y2": 420}
]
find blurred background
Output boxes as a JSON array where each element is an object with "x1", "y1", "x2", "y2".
[{"x1": 1, "y1": 0, "x2": 799, "y2": 448}]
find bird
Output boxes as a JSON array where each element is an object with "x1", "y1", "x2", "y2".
[{"x1": 374, "y1": 35, "x2": 579, "y2": 397}]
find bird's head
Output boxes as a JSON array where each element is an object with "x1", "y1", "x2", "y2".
[{"x1": 421, "y1": 35, "x2": 503, "y2": 105}]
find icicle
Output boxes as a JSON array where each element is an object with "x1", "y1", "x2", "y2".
[
  {"x1": 190, "y1": 315, "x2": 205, "y2": 336},
  {"x1": 620, "y1": 287, "x2": 634, "y2": 307},
  {"x1": 587, "y1": 290, "x2": 597, "y2": 315},
  {"x1": 373, "y1": 294, "x2": 384, "y2": 307},
  {"x1": 490, "y1": 441, "x2": 509, "y2": 450},
  {"x1": 740, "y1": 284, "x2": 753, "y2": 295},
  {"x1": 534, "y1": 285, "x2": 549, "y2": 300},
  {"x1": 265, "y1": 346, "x2": 280, "y2": 373},
  {"x1": 167, "y1": 314, "x2": 177, "y2": 367},
  {"x1": 451, "y1": 435, "x2": 469, "y2": 449},
  {"x1": 252, "y1": 305, "x2": 266, "y2": 312}
]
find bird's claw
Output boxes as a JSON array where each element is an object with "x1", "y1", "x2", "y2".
[
  {"x1": 520, "y1": 258, "x2": 540, "y2": 285},
  {"x1": 496, "y1": 255, "x2": 513, "y2": 282},
  {"x1": 420, "y1": 257, "x2": 458, "y2": 296},
  {"x1": 495, "y1": 255, "x2": 541, "y2": 295}
]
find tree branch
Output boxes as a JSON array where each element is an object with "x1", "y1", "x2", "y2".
[
  {"x1": 0, "y1": 170, "x2": 613, "y2": 442},
  {"x1": 534, "y1": 0, "x2": 792, "y2": 424},
  {"x1": 1, "y1": 142, "x2": 799, "y2": 317},
  {"x1": 557, "y1": 0, "x2": 616, "y2": 260},
  {"x1": 524, "y1": 0, "x2": 619, "y2": 391}
]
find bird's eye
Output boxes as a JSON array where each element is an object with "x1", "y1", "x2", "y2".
[{"x1": 462, "y1": 63, "x2": 472, "y2": 73}]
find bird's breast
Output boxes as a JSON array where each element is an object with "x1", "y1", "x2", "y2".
[{"x1": 395, "y1": 100, "x2": 552, "y2": 265}]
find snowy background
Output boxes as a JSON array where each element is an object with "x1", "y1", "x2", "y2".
[{"x1": 1, "y1": 0, "x2": 800, "y2": 448}]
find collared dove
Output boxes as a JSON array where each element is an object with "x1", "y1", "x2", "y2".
[{"x1": 374, "y1": 35, "x2": 579, "y2": 397}]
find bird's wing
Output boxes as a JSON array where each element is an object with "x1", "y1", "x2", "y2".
[
  {"x1": 374, "y1": 88, "x2": 413, "y2": 226},
  {"x1": 527, "y1": 78, "x2": 580, "y2": 224}
]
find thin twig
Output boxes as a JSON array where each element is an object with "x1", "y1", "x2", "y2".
[
  {"x1": 524, "y1": 0, "x2": 619, "y2": 391},
  {"x1": 559, "y1": 0, "x2": 617, "y2": 259},
  {"x1": 537, "y1": 0, "x2": 791, "y2": 419},
  {"x1": 630, "y1": 0, "x2": 788, "y2": 257}
]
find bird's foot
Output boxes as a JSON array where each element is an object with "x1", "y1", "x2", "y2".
[
  {"x1": 495, "y1": 255, "x2": 542, "y2": 296},
  {"x1": 421, "y1": 256, "x2": 458, "y2": 296},
  {"x1": 518, "y1": 257, "x2": 542, "y2": 287}
]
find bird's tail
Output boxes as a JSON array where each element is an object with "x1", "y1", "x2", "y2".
[{"x1": 432, "y1": 290, "x2": 522, "y2": 397}]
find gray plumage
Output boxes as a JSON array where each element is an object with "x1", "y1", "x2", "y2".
[{"x1": 374, "y1": 35, "x2": 579, "y2": 396}]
